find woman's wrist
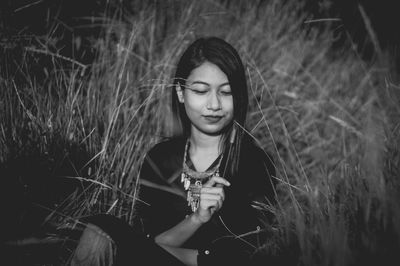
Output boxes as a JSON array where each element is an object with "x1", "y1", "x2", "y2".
[{"x1": 190, "y1": 212, "x2": 206, "y2": 225}]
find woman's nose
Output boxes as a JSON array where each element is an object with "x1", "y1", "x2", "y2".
[{"x1": 206, "y1": 92, "x2": 222, "y2": 110}]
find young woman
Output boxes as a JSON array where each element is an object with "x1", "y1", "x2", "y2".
[{"x1": 71, "y1": 37, "x2": 276, "y2": 266}]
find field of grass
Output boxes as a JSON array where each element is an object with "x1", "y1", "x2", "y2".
[{"x1": 1, "y1": 0, "x2": 400, "y2": 265}]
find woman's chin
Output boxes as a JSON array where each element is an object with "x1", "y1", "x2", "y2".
[{"x1": 193, "y1": 124, "x2": 230, "y2": 136}]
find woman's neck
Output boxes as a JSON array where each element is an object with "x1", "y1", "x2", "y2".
[{"x1": 189, "y1": 129, "x2": 221, "y2": 155}]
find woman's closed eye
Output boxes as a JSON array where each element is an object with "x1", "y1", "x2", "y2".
[
  {"x1": 218, "y1": 83, "x2": 232, "y2": 96},
  {"x1": 191, "y1": 89, "x2": 208, "y2": 94},
  {"x1": 187, "y1": 84, "x2": 209, "y2": 94},
  {"x1": 219, "y1": 90, "x2": 232, "y2": 96},
  {"x1": 190, "y1": 89, "x2": 231, "y2": 96},
  {"x1": 186, "y1": 83, "x2": 231, "y2": 96}
]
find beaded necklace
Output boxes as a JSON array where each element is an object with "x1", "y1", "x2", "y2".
[{"x1": 181, "y1": 139, "x2": 224, "y2": 212}]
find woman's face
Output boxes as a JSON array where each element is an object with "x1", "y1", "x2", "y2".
[{"x1": 177, "y1": 61, "x2": 234, "y2": 136}]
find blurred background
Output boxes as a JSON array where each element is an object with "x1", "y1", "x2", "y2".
[
  {"x1": 1, "y1": 0, "x2": 399, "y2": 265},
  {"x1": 2, "y1": 0, "x2": 400, "y2": 69}
]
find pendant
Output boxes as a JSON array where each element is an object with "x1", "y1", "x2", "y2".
[
  {"x1": 185, "y1": 178, "x2": 190, "y2": 190},
  {"x1": 188, "y1": 180, "x2": 202, "y2": 212},
  {"x1": 181, "y1": 172, "x2": 185, "y2": 183}
]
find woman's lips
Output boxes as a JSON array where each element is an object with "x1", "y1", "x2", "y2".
[{"x1": 203, "y1": 115, "x2": 223, "y2": 123}]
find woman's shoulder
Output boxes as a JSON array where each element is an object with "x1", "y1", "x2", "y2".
[
  {"x1": 139, "y1": 136, "x2": 185, "y2": 184},
  {"x1": 240, "y1": 136, "x2": 274, "y2": 167},
  {"x1": 144, "y1": 136, "x2": 187, "y2": 172},
  {"x1": 238, "y1": 136, "x2": 276, "y2": 188},
  {"x1": 146, "y1": 136, "x2": 186, "y2": 157}
]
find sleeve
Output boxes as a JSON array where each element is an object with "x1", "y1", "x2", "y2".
[
  {"x1": 133, "y1": 146, "x2": 184, "y2": 238},
  {"x1": 214, "y1": 143, "x2": 277, "y2": 247},
  {"x1": 243, "y1": 145, "x2": 277, "y2": 238},
  {"x1": 228, "y1": 143, "x2": 277, "y2": 245},
  {"x1": 248, "y1": 147, "x2": 276, "y2": 205}
]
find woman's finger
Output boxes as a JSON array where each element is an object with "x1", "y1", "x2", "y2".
[
  {"x1": 204, "y1": 176, "x2": 230, "y2": 187},
  {"x1": 200, "y1": 193, "x2": 221, "y2": 201},
  {"x1": 200, "y1": 194, "x2": 224, "y2": 210},
  {"x1": 201, "y1": 187, "x2": 225, "y2": 201},
  {"x1": 200, "y1": 199, "x2": 221, "y2": 212},
  {"x1": 201, "y1": 187, "x2": 224, "y2": 195}
]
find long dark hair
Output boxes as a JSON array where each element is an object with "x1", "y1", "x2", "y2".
[{"x1": 171, "y1": 37, "x2": 249, "y2": 178}]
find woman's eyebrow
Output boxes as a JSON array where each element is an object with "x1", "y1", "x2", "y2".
[
  {"x1": 189, "y1": 81, "x2": 230, "y2": 87},
  {"x1": 189, "y1": 81, "x2": 210, "y2": 86},
  {"x1": 219, "y1": 82, "x2": 230, "y2": 87}
]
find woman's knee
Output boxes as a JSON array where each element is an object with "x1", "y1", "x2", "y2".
[{"x1": 70, "y1": 223, "x2": 116, "y2": 266}]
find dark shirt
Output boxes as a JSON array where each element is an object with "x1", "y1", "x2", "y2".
[{"x1": 134, "y1": 136, "x2": 276, "y2": 256}]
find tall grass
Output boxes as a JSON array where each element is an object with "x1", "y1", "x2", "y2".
[{"x1": 1, "y1": 0, "x2": 399, "y2": 265}]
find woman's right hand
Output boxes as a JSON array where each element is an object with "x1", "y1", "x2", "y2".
[{"x1": 193, "y1": 176, "x2": 231, "y2": 224}]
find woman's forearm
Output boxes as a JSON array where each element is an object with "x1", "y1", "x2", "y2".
[
  {"x1": 154, "y1": 213, "x2": 203, "y2": 247},
  {"x1": 158, "y1": 244, "x2": 198, "y2": 266}
]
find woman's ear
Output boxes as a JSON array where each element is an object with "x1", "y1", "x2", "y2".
[{"x1": 176, "y1": 84, "x2": 184, "y2": 103}]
